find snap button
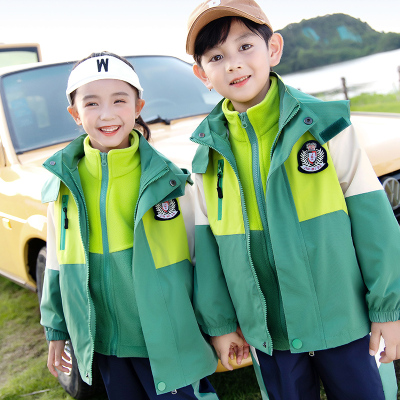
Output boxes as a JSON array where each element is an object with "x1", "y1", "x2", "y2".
[
  {"x1": 49, "y1": 161, "x2": 56, "y2": 166},
  {"x1": 292, "y1": 339, "x2": 303, "y2": 349},
  {"x1": 199, "y1": 132, "x2": 205, "y2": 138},
  {"x1": 169, "y1": 180, "x2": 177, "y2": 187},
  {"x1": 85, "y1": 372, "x2": 89, "y2": 378},
  {"x1": 157, "y1": 382, "x2": 166, "y2": 391},
  {"x1": 304, "y1": 117, "x2": 313, "y2": 125}
]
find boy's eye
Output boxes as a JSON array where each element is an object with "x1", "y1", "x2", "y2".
[
  {"x1": 210, "y1": 54, "x2": 223, "y2": 62},
  {"x1": 240, "y1": 44, "x2": 252, "y2": 51}
]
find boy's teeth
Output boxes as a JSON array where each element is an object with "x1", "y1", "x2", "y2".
[{"x1": 232, "y1": 76, "x2": 249, "y2": 84}]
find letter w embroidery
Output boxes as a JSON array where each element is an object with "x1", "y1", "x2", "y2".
[{"x1": 97, "y1": 58, "x2": 109, "y2": 72}]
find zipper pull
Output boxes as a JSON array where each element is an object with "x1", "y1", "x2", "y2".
[
  {"x1": 217, "y1": 160, "x2": 224, "y2": 199},
  {"x1": 63, "y1": 207, "x2": 68, "y2": 229},
  {"x1": 240, "y1": 113, "x2": 248, "y2": 129}
]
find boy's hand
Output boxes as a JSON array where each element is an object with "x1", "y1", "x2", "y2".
[
  {"x1": 235, "y1": 326, "x2": 250, "y2": 365},
  {"x1": 370, "y1": 321, "x2": 400, "y2": 363},
  {"x1": 47, "y1": 340, "x2": 72, "y2": 377},
  {"x1": 210, "y1": 331, "x2": 245, "y2": 371}
]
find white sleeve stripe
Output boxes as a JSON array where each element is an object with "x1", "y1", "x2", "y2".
[
  {"x1": 194, "y1": 173, "x2": 210, "y2": 226},
  {"x1": 328, "y1": 125, "x2": 383, "y2": 198},
  {"x1": 46, "y1": 203, "x2": 61, "y2": 272}
]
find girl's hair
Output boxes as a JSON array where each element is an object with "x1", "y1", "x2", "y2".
[
  {"x1": 69, "y1": 51, "x2": 151, "y2": 141},
  {"x1": 193, "y1": 17, "x2": 273, "y2": 66}
]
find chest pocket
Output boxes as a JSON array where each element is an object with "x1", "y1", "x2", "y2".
[
  {"x1": 55, "y1": 186, "x2": 85, "y2": 265},
  {"x1": 142, "y1": 198, "x2": 191, "y2": 269},
  {"x1": 203, "y1": 154, "x2": 245, "y2": 236}
]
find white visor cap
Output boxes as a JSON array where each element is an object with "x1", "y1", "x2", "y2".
[{"x1": 66, "y1": 55, "x2": 144, "y2": 104}]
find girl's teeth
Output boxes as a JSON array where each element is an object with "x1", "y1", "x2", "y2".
[{"x1": 101, "y1": 127, "x2": 118, "y2": 132}]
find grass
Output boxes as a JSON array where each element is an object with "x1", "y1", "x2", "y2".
[{"x1": 349, "y1": 92, "x2": 400, "y2": 113}]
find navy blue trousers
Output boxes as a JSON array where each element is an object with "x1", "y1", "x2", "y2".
[
  {"x1": 96, "y1": 353, "x2": 218, "y2": 400},
  {"x1": 255, "y1": 335, "x2": 386, "y2": 400}
]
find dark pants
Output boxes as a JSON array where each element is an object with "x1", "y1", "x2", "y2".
[
  {"x1": 255, "y1": 335, "x2": 386, "y2": 400},
  {"x1": 96, "y1": 353, "x2": 218, "y2": 400}
]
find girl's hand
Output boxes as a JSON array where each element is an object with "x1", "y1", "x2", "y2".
[{"x1": 47, "y1": 340, "x2": 72, "y2": 377}]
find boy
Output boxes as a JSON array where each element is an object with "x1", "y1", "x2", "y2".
[{"x1": 186, "y1": 1, "x2": 400, "y2": 399}]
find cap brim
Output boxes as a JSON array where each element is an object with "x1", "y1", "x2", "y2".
[{"x1": 186, "y1": 7, "x2": 271, "y2": 55}]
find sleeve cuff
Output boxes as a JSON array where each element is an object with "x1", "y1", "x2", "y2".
[
  {"x1": 201, "y1": 322, "x2": 237, "y2": 337},
  {"x1": 369, "y1": 310, "x2": 400, "y2": 323},
  {"x1": 45, "y1": 327, "x2": 69, "y2": 341}
]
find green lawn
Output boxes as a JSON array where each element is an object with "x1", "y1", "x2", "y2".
[{"x1": 350, "y1": 92, "x2": 400, "y2": 113}]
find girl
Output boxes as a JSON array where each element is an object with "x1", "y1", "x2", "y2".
[{"x1": 40, "y1": 52, "x2": 219, "y2": 400}]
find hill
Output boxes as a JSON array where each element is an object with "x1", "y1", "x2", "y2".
[{"x1": 274, "y1": 13, "x2": 400, "y2": 75}]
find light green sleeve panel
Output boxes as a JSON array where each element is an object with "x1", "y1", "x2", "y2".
[
  {"x1": 55, "y1": 184, "x2": 85, "y2": 265},
  {"x1": 202, "y1": 151, "x2": 245, "y2": 236},
  {"x1": 284, "y1": 131, "x2": 348, "y2": 222},
  {"x1": 142, "y1": 198, "x2": 191, "y2": 269}
]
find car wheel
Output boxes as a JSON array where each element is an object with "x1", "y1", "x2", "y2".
[{"x1": 36, "y1": 246, "x2": 105, "y2": 399}]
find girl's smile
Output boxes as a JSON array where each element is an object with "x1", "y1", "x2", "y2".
[{"x1": 68, "y1": 79, "x2": 145, "y2": 153}]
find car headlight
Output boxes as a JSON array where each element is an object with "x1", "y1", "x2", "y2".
[{"x1": 382, "y1": 177, "x2": 400, "y2": 210}]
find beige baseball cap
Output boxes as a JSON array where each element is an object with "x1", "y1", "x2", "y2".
[{"x1": 186, "y1": 0, "x2": 273, "y2": 55}]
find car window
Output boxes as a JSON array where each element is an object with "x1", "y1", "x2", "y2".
[
  {"x1": 0, "y1": 56, "x2": 221, "y2": 154},
  {"x1": 0, "y1": 44, "x2": 41, "y2": 68},
  {"x1": 127, "y1": 56, "x2": 221, "y2": 122}
]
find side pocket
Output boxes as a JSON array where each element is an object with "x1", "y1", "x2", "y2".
[
  {"x1": 60, "y1": 195, "x2": 69, "y2": 251},
  {"x1": 217, "y1": 159, "x2": 224, "y2": 221}
]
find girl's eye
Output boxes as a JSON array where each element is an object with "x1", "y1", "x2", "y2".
[
  {"x1": 115, "y1": 99, "x2": 126, "y2": 104},
  {"x1": 240, "y1": 44, "x2": 252, "y2": 51},
  {"x1": 210, "y1": 54, "x2": 223, "y2": 62},
  {"x1": 85, "y1": 102, "x2": 97, "y2": 107}
]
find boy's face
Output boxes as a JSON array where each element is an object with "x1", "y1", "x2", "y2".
[
  {"x1": 68, "y1": 79, "x2": 144, "y2": 153},
  {"x1": 193, "y1": 19, "x2": 283, "y2": 113}
]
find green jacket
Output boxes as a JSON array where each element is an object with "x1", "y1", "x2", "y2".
[
  {"x1": 40, "y1": 133, "x2": 217, "y2": 394},
  {"x1": 190, "y1": 74, "x2": 400, "y2": 355}
]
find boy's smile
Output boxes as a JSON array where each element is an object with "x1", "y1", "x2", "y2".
[
  {"x1": 194, "y1": 20, "x2": 283, "y2": 113},
  {"x1": 68, "y1": 79, "x2": 144, "y2": 153}
]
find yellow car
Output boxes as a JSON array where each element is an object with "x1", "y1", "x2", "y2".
[{"x1": 0, "y1": 54, "x2": 399, "y2": 398}]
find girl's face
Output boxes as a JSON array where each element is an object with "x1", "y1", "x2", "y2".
[{"x1": 68, "y1": 79, "x2": 145, "y2": 153}]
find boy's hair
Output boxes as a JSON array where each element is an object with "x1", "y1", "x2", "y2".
[
  {"x1": 69, "y1": 51, "x2": 151, "y2": 141},
  {"x1": 193, "y1": 16, "x2": 273, "y2": 65}
]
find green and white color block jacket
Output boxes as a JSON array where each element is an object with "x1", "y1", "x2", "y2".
[
  {"x1": 40, "y1": 132, "x2": 217, "y2": 394},
  {"x1": 190, "y1": 74, "x2": 400, "y2": 356}
]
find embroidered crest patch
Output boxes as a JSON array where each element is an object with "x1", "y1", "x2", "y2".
[
  {"x1": 298, "y1": 140, "x2": 328, "y2": 174},
  {"x1": 153, "y1": 199, "x2": 180, "y2": 221}
]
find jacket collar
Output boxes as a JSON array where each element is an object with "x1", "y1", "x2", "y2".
[
  {"x1": 191, "y1": 72, "x2": 351, "y2": 174},
  {"x1": 42, "y1": 131, "x2": 191, "y2": 207}
]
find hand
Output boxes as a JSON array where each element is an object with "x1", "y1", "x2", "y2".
[
  {"x1": 369, "y1": 321, "x2": 400, "y2": 363},
  {"x1": 231, "y1": 326, "x2": 250, "y2": 366},
  {"x1": 47, "y1": 340, "x2": 72, "y2": 377},
  {"x1": 211, "y1": 331, "x2": 244, "y2": 371}
]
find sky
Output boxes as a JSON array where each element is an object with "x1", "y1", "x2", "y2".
[{"x1": 0, "y1": 0, "x2": 399, "y2": 64}]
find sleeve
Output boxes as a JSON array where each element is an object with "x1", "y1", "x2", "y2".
[
  {"x1": 192, "y1": 173, "x2": 238, "y2": 336},
  {"x1": 329, "y1": 125, "x2": 400, "y2": 322},
  {"x1": 40, "y1": 202, "x2": 69, "y2": 341},
  {"x1": 179, "y1": 182, "x2": 195, "y2": 264}
]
